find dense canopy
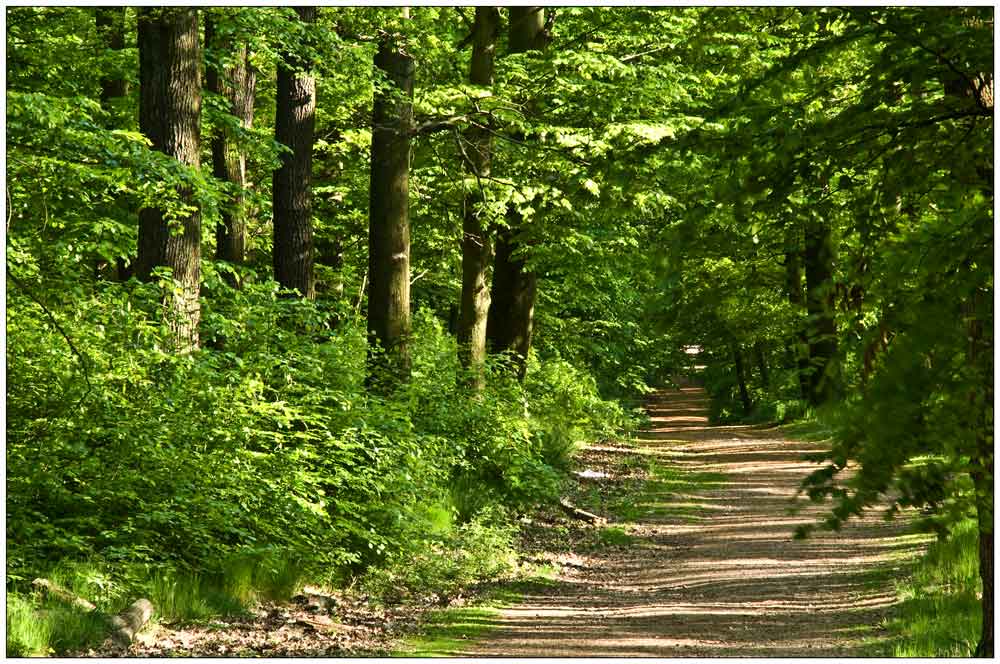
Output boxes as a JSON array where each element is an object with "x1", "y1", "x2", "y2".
[{"x1": 6, "y1": 6, "x2": 993, "y2": 657}]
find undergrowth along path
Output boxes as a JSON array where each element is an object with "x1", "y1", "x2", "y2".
[{"x1": 456, "y1": 386, "x2": 929, "y2": 657}]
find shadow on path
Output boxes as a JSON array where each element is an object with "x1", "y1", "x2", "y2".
[{"x1": 455, "y1": 387, "x2": 926, "y2": 657}]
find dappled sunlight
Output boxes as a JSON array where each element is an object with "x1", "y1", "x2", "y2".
[{"x1": 464, "y1": 387, "x2": 927, "y2": 657}]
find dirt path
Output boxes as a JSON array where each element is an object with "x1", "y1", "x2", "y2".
[{"x1": 457, "y1": 387, "x2": 928, "y2": 657}]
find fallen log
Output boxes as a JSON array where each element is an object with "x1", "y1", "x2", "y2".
[
  {"x1": 32, "y1": 578, "x2": 154, "y2": 646},
  {"x1": 32, "y1": 578, "x2": 97, "y2": 612},
  {"x1": 108, "y1": 599, "x2": 154, "y2": 645},
  {"x1": 558, "y1": 498, "x2": 607, "y2": 525}
]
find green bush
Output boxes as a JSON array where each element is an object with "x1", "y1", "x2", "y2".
[
  {"x1": 7, "y1": 277, "x2": 633, "y2": 626},
  {"x1": 362, "y1": 506, "x2": 518, "y2": 605}
]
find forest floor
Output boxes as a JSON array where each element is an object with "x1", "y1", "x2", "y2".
[
  {"x1": 421, "y1": 386, "x2": 932, "y2": 657},
  {"x1": 80, "y1": 386, "x2": 930, "y2": 657}
]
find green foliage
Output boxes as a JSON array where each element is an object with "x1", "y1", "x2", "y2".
[
  {"x1": 876, "y1": 519, "x2": 982, "y2": 657},
  {"x1": 7, "y1": 593, "x2": 53, "y2": 657},
  {"x1": 597, "y1": 526, "x2": 635, "y2": 547},
  {"x1": 362, "y1": 506, "x2": 518, "y2": 605},
  {"x1": 6, "y1": 5, "x2": 990, "y2": 654}
]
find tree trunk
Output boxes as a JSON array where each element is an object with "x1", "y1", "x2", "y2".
[
  {"x1": 754, "y1": 340, "x2": 770, "y2": 389},
  {"x1": 205, "y1": 12, "x2": 255, "y2": 277},
  {"x1": 457, "y1": 6, "x2": 500, "y2": 391},
  {"x1": 803, "y1": 216, "x2": 838, "y2": 405},
  {"x1": 367, "y1": 22, "x2": 414, "y2": 387},
  {"x1": 136, "y1": 7, "x2": 202, "y2": 351},
  {"x1": 966, "y1": 287, "x2": 994, "y2": 658},
  {"x1": 974, "y1": 478, "x2": 994, "y2": 658},
  {"x1": 486, "y1": 218, "x2": 537, "y2": 381},
  {"x1": 273, "y1": 7, "x2": 317, "y2": 299},
  {"x1": 96, "y1": 6, "x2": 131, "y2": 282},
  {"x1": 485, "y1": 7, "x2": 547, "y2": 381},
  {"x1": 733, "y1": 342, "x2": 751, "y2": 415},
  {"x1": 784, "y1": 222, "x2": 810, "y2": 400}
]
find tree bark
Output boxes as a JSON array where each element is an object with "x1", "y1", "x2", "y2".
[
  {"x1": 273, "y1": 7, "x2": 317, "y2": 299},
  {"x1": 205, "y1": 12, "x2": 255, "y2": 276},
  {"x1": 803, "y1": 216, "x2": 838, "y2": 405},
  {"x1": 784, "y1": 222, "x2": 810, "y2": 400},
  {"x1": 485, "y1": 7, "x2": 547, "y2": 381},
  {"x1": 486, "y1": 217, "x2": 536, "y2": 381},
  {"x1": 136, "y1": 7, "x2": 202, "y2": 351},
  {"x1": 732, "y1": 342, "x2": 752, "y2": 415},
  {"x1": 367, "y1": 22, "x2": 414, "y2": 387},
  {"x1": 754, "y1": 340, "x2": 770, "y2": 389},
  {"x1": 457, "y1": 6, "x2": 500, "y2": 391},
  {"x1": 966, "y1": 287, "x2": 994, "y2": 658},
  {"x1": 95, "y1": 6, "x2": 132, "y2": 282}
]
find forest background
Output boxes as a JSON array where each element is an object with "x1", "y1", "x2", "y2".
[{"x1": 5, "y1": 5, "x2": 993, "y2": 657}]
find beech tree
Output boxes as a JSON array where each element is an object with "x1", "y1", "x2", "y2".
[
  {"x1": 135, "y1": 7, "x2": 203, "y2": 350},
  {"x1": 273, "y1": 6, "x2": 317, "y2": 299},
  {"x1": 456, "y1": 6, "x2": 500, "y2": 390},
  {"x1": 367, "y1": 9, "x2": 414, "y2": 385},
  {"x1": 485, "y1": 6, "x2": 548, "y2": 381},
  {"x1": 94, "y1": 6, "x2": 131, "y2": 281},
  {"x1": 206, "y1": 11, "x2": 256, "y2": 273}
]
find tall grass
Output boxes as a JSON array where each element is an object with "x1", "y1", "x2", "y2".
[
  {"x1": 881, "y1": 518, "x2": 982, "y2": 657},
  {"x1": 6, "y1": 552, "x2": 305, "y2": 657}
]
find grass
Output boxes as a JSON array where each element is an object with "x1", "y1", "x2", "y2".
[
  {"x1": 597, "y1": 525, "x2": 635, "y2": 547},
  {"x1": 776, "y1": 409, "x2": 982, "y2": 656},
  {"x1": 610, "y1": 460, "x2": 727, "y2": 523},
  {"x1": 6, "y1": 552, "x2": 305, "y2": 657},
  {"x1": 392, "y1": 566, "x2": 558, "y2": 657},
  {"x1": 776, "y1": 418, "x2": 833, "y2": 442},
  {"x1": 868, "y1": 519, "x2": 983, "y2": 657}
]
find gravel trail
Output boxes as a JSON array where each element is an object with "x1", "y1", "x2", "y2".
[{"x1": 460, "y1": 387, "x2": 926, "y2": 657}]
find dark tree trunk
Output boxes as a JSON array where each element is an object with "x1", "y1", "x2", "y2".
[
  {"x1": 974, "y1": 476, "x2": 994, "y2": 658},
  {"x1": 784, "y1": 223, "x2": 810, "y2": 400},
  {"x1": 367, "y1": 25, "x2": 414, "y2": 387},
  {"x1": 485, "y1": 6, "x2": 547, "y2": 381},
  {"x1": 486, "y1": 217, "x2": 537, "y2": 381},
  {"x1": 732, "y1": 342, "x2": 751, "y2": 415},
  {"x1": 97, "y1": 7, "x2": 128, "y2": 102},
  {"x1": 95, "y1": 6, "x2": 132, "y2": 281},
  {"x1": 273, "y1": 7, "x2": 316, "y2": 299},
  {"x1": 136, "y1": 7, "x2": 202, "y2": 351},
  {"x1": 457, "y1": 6, "x2": 500, "y2": 390},
  {"x1": 803, "y1": 217, "x2": 838, "y2": 405},
  {"x1": 754, "y1": 340, "x2": 770, "y2": 389},
  {"x1": 966, "y1": 287, "x2": 994, "y2": 658},
  {"x1": 205, "y1": 13, "x2": 256, "y2": 277}
]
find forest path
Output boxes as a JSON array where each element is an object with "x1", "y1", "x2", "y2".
[{"x1": 456, "y1": 386, "x2": 927, "y2": 657}]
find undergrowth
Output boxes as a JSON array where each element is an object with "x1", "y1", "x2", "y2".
[
  {"x1": 876, "y1": 519, "x2": 982, "y2": 657},
  {"x1": 7, "y1": 281, "x2": 638, "y2": 656}
]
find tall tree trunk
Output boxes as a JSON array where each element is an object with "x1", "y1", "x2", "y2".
[
  {"x1": 205, "y1": 12, "x2": 256, "y2": 277},
  {"x1": 754, "y1": 340, "x2": 770, "y2": 389},
  {"x1": 367, "y1": 16, "x2": 414, "y2": 387},
  {"x1": 95, "y1": 6, "x2": 132, "y2": 281},
  {"x1": 784, "y1": 223, "x2": 810, "y2": 400},
  {"x1": 457, "y1": 6, "x2": 500, "y2": 391},
  {"x1": 486, "y1": 6, "x2": 547, "y2": 381},
  {"x1": 486, "y1": 215, "x2": 537, "y2": 381},
  {"x1": 732, "y1": 342, "x2": 751, "y2": 415},
  {"x1": 966, "y1": 287, "x2": 994, "y2": 658},
  {"x1": 803, "y1": 216, "x2": 838, "y2": 405},
  {"x1": 136, "y1": 7, "x2": 202, "y2": 351},
  {"x1": 273, "y1": 7, "x2": 316, "y2": 299}
]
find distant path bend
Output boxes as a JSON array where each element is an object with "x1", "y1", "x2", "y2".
[{"x1": 462, "y1": 386, "x2": 926, "y2": 657}]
